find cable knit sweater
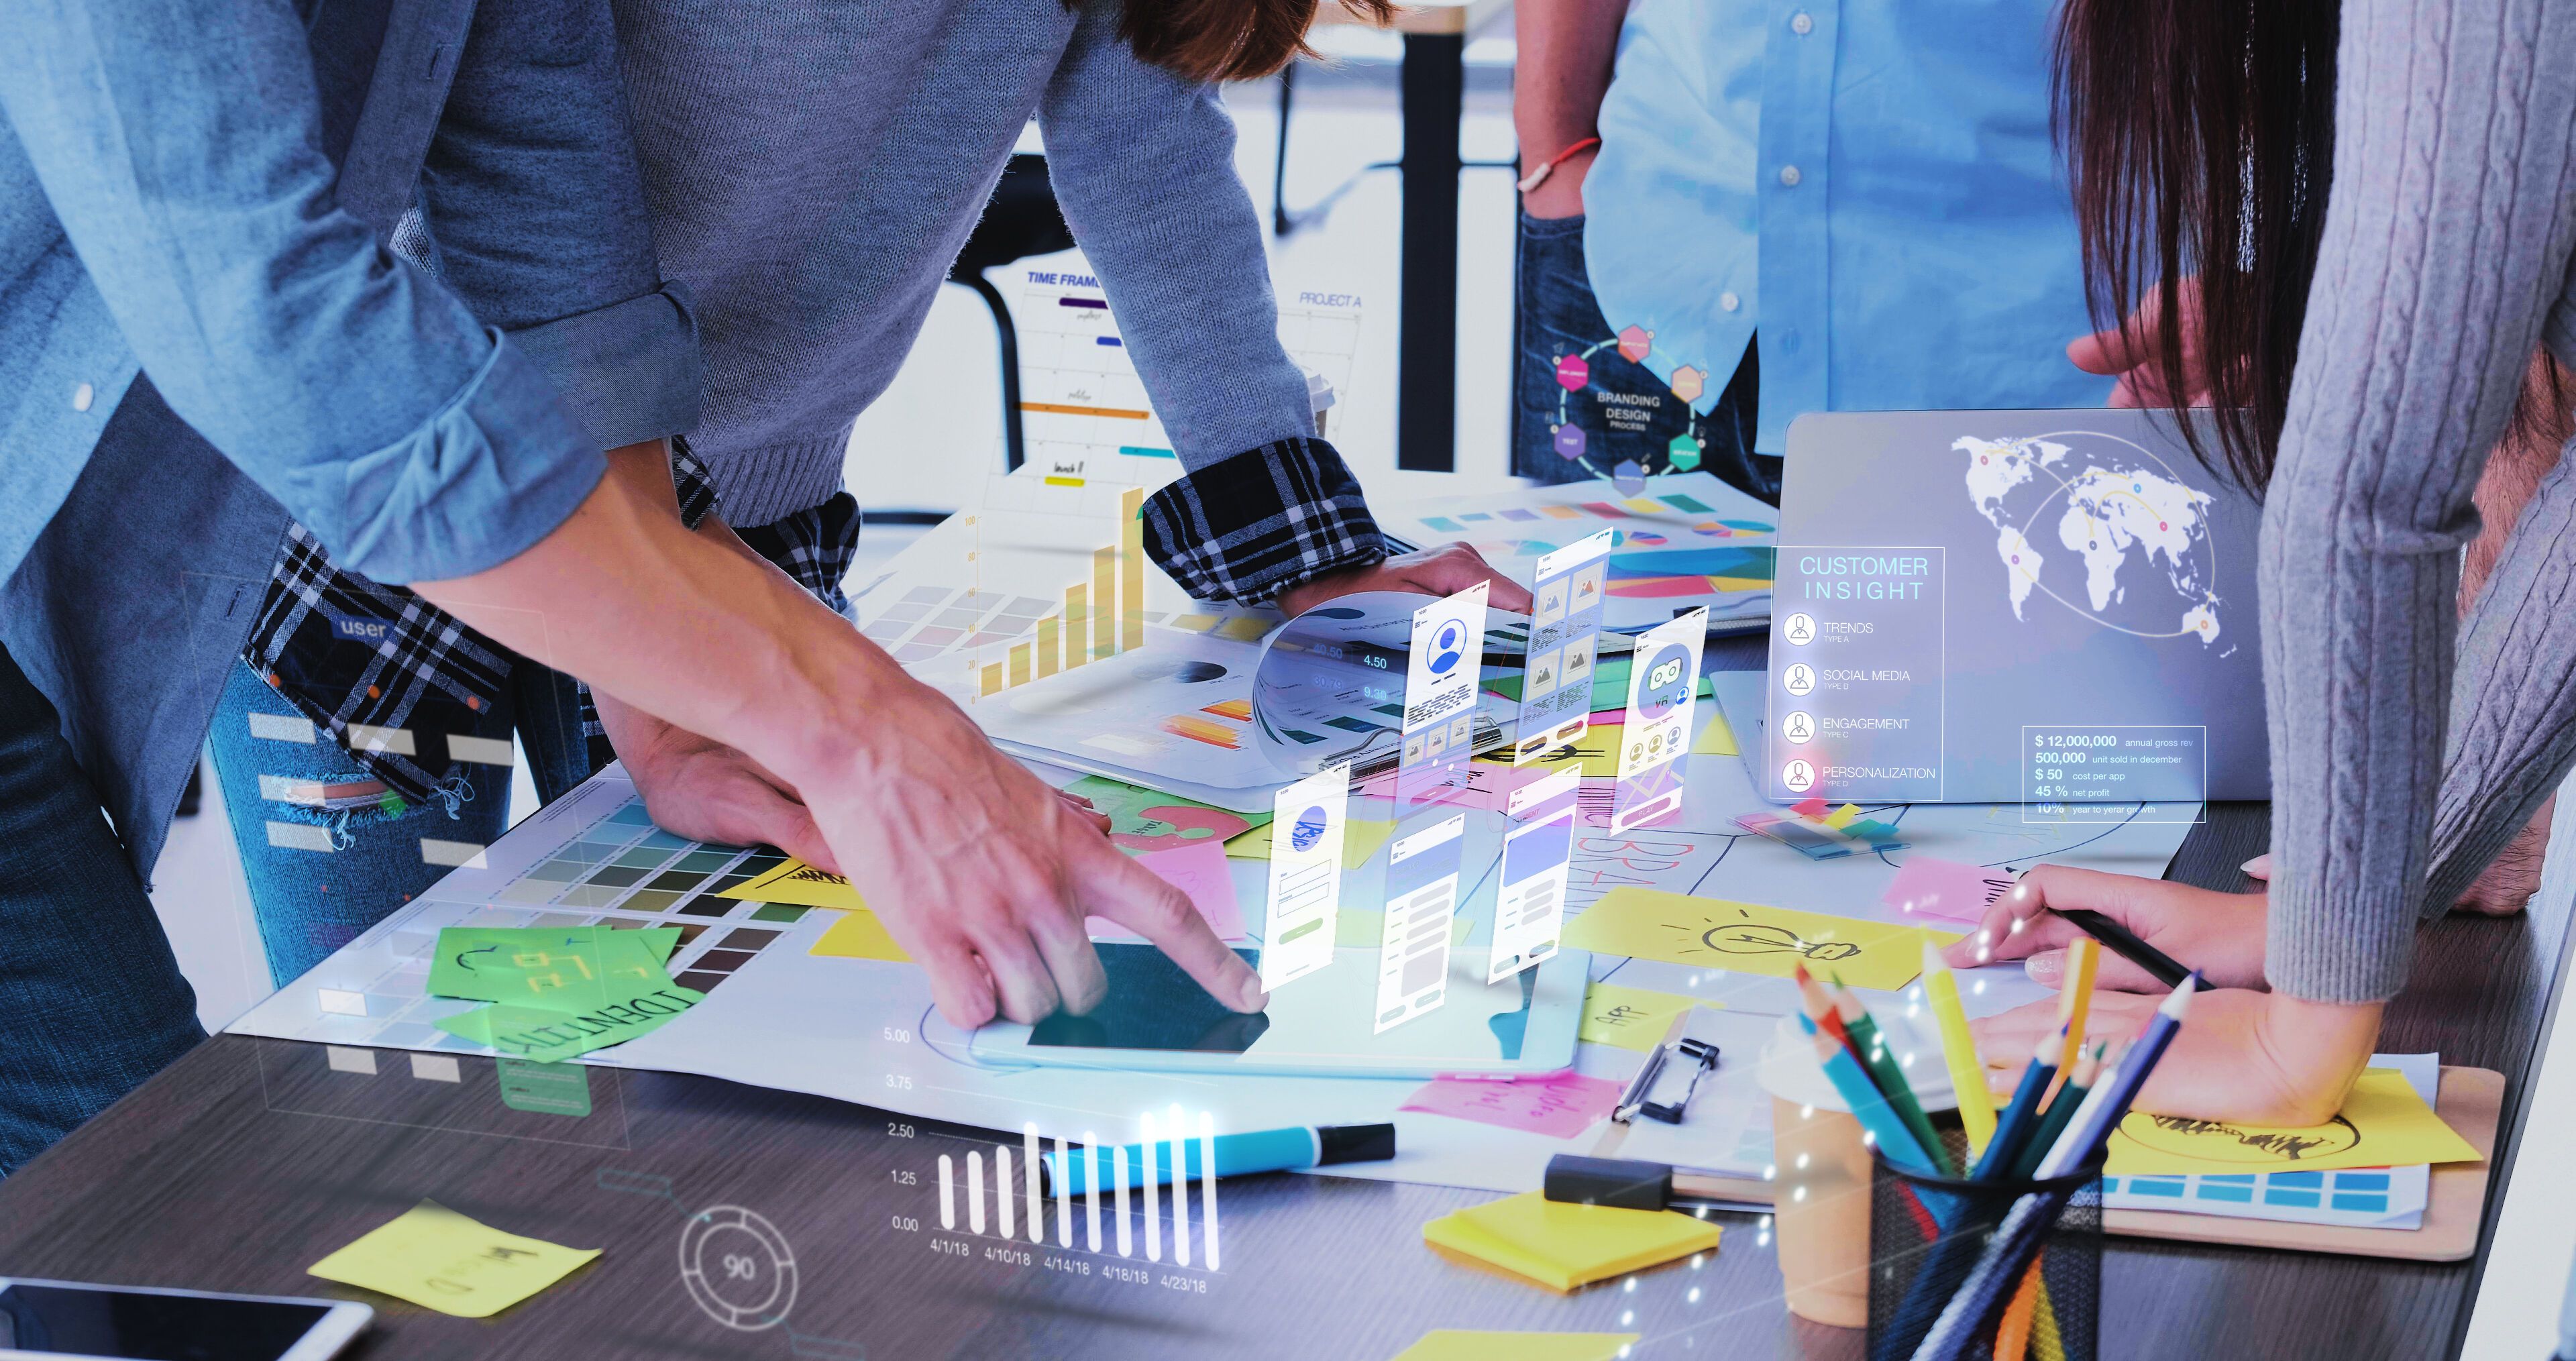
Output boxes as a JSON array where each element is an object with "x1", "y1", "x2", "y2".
[{"x1": 2265, "y1": 0, "x2": 2576, "y2": 1001}]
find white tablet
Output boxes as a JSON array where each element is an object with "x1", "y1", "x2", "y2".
[{"x1": 967, "y1": 943, "x2": 1588, "y2": 1078}]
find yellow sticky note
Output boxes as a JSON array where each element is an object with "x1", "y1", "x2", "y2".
[
  {"x1": 810, "y1": 909, "x2": 913, "y2": 963},
  {"x1": 1227, "y1": 818, "x2": 1394, "y2": 869},
  {"x1": 1823, "y1": 804, "x2": 1862, "y2": 829},
  {"x1": 718, "y1": 859, "x2": 861, "y2": 910},
  {"x1": 1562, "y1": 888, "x2": 1958, "y2": 991},
  {"x1": 1578, "y1": 981, "x2": 1702, "y2": 1052},
  {"x1": 308, "y1": 1200, "x2": 597, "y2": 1319},
  {"x1": 2104, "y1": 1068, "x2": 2482, "y2": 1176},
  {"x1": 1391, "y1": 1334, "x2": 1638, "y2": 1361},
  {"x1": 1340, "y1": 908, "x2": 1474, "y2": 948},
  {"x1": 1690, "y1": 711, "x2": 1739, "y2": 757},
  {"x1": 1423, "y1": 1191, "x2": 1719, "y2": 1293}
]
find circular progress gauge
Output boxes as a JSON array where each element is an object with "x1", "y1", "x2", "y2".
[{"x1": 678, "y1": 1205, "x2": 798, "y2": 1331}]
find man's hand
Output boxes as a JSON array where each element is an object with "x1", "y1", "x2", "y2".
[
  {"x1": 788, "y1": 673, "x2": 1266, "y2": 1030},
  {"x1": 1941, "y1": 864, "x2": 2267, "y2": 992},
  {"x1": 1971, "y1": 986, "x2": 2381, "y2": 1126},
  {"x1": 1274, "y1": 543, "x2": 1537, "y2": 619},
  {"x1": 598, "y1": 695, "x2": 839, "y2": 871},
  {"x1": 2067, "y1": 280, "x2": 2211, "y2": 408}
]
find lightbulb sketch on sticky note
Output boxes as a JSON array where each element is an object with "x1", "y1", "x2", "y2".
[
  {"x1": 1374, "y1": 583, "x2": 1489, "y2": 1032},
  {"x1": 1609, "y1": 605, "x2": 1707, "y2": 834},
  {"x1": 1512, "y1": 529, "x2": 1613, "y2": 765},
  {"x1": 1260, "y1": 763, "x2": 1351, "y2": 990}
]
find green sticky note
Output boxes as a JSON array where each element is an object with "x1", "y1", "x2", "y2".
[
  {"x1": 496, "y1": 1058, "x2": 594, "y2": 1116},
  {"x1": 428, "y1": 926, "x2": 680, "y2": 1009},
  {"x1": 435, "y1": 984, "x2": 705, "y2": 1063},
  {"x1": 1063, "y1": 774, "x2": 1271, "y2": 852}
]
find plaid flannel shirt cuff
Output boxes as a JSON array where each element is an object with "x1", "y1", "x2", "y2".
[
  {"x1": 1141, "y1": 436, "x2": 1386, "y2": 606},
  {"x1": 668, "y1": 436, "x2": 719, "y2": 532}
]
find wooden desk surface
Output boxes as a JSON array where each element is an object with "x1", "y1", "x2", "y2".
[{"x1": 1, "y1": 803, "x2": 2560, "y2": 1360}]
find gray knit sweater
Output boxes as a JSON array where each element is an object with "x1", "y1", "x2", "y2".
[
  {"x1": 2265, "y1": 0, "x2": 2576, "y2": 1001},
  {"x1": 606, "y1": 0, "x2": 1315, "y2": 526}
]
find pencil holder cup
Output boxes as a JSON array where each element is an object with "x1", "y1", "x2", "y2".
[
  {"x1": 1865, "y1": 1129, "x2": 2104, "y2": 1361},
  {"x1": 1768, "y1": 1095, "x2": 1876, "y2": 1327}
]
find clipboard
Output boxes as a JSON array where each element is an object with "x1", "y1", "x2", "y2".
[{"x1": 2100, "y1": 1065, "x2": 2503, "y2": 1262}]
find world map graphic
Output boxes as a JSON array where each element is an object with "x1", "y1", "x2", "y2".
[{"x1": 1955, "y1": 432, "x2": 2225, "y2": 645}]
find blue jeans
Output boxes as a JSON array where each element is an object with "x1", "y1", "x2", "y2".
[
  {"x1": 205, "y1": 658, "x2": 598, "y2": 987},
  {"x1": 0, "y1": 644, "x2": 204, "y2": 1178},
  {"x1": 1510, "y1": 211, "x2": 1778, "y2": 502}
]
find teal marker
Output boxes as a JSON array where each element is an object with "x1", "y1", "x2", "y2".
[{"x1": 1045, "y1": 1123, "x2": 1395, "y2": 1193}]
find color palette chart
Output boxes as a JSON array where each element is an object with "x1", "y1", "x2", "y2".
[{"x1": 246, "y1": 790, "x2": 820, "y2": 1056}]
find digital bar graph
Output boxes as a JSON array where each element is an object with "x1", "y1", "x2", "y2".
[
  {"x1": 927, "y1": 1118, "x2": 1224, "y2": 1269},
  {"x1": 965, "y1": 483, "x2": 1155, "y2": 702},
  {"x1": 1063, "y1": 586, "x2": 1089, "y2": 671},
  {"x1": 1119, "y1": 486, "x2": 1145, "y2": 651}
]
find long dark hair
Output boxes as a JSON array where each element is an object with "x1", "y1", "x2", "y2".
[
  {"x1": 2053, "y1": 0, "x2": 2341, "y2": 490},
  {"x1": 1108, "y1": 0, "x2": 1395, "y2": 83}
]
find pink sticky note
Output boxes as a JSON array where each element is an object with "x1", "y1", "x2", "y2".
[
  {"x1": 1881, "y1": 856, "x2": 2016, "y2": 924},
  {"x1": 1399, "y1": 1070, "x2": 1623, "y2": 1140},
  {"x1": 1091, "y1": 840, "x2": 1247, "y2": 940}
]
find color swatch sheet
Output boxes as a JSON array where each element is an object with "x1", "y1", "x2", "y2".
[
  {"x1": 226, "y1": 710, "x2": 2192, "y2": 1197},
  {"x1": 1377, "y1": 472, "x2": 1777, "y2": 633},
  {"x1": 2098, "y1": 1054, "x2": 2441, "y2": 1230}
]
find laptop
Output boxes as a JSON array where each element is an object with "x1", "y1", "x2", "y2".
[{"x1": 1762, "y1": 409, "x2": 2268, "y2": 804}]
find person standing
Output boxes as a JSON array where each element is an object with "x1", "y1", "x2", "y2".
[{"x1": 1509, "y1": 0, "x2": 2113, "y2": 498}]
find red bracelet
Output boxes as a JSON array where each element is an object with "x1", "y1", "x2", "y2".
[{"x1": 1517, "y1": 135, "x2": 1603, "y2": 194}]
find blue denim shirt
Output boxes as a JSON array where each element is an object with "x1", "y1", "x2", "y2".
[
  {"x1": 0, "y1": 0, "x2": 697, "y2": 881},
  {"x1": 1582, "y1": 0, "x2": 2115, "y2": 457},
  {"x1": 0, "y1": 0, "x2": 693, "y2": 592}
]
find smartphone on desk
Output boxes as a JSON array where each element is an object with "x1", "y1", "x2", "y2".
[{"x1": 0, "y1": 1280, "x2": 370, "y2": 1361}]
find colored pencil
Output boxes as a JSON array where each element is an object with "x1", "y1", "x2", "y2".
[
  {"x1": 2052, "y1": 937, "x2": 2099, "y2": 1083},
  {"x1": 1793, "y1": 961, "x2": 1852, "y2": 1049},
  {"x1": 2051, "y1": 908, "x2": 2188, "y2": 989},
  {"x1": 1799, "y1": 1018, "x2": 1940, "y2": 1176},
  {"x1": 2007, "y1": 1040, "x2": 2104, "y2": 1183},
  {"x1": 1921, "y1": 939, "x2": 1997, "y2": 1159},
  {"x1": 1993, "y1": 1261, "x2": 2041, "y2": 1361},
  {"x1": 1968, "y1": 1028, "x2": 2061, "y2": 1181},
  {"x1": 1827, "y1": 973, "x2": 1955, "y2": 1177},
  {"x1": 1911, "y1": 976, "x2": 2197, "y2": 1360}
]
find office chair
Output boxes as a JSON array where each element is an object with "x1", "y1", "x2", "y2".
[{"x1": 948, "y1": 152, "x2": 1075, "y2": 475}]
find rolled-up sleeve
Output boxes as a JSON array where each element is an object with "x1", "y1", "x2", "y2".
[
  {"x1": 0, "y1": 0, "x2": 603, "y2": 585},
  {"x1": 417, "y1": 0, "x2": 700, "y2": 453}
]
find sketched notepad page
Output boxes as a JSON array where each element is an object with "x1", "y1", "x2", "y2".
[{"x1": 2096, "y1": 1053, "x2": 2439, "y2": 1230}]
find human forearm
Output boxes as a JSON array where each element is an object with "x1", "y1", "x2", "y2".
[
  {"x1": 2259, "y1": 0, "x2": 2576, "y2": 1002},
  {"x1": 411, "y1": 453, "x2": 885, "y2": 793},
  {"x1": 2425, "y1": 447, "x2": 2576, "y2": 912},
  {"x1": 1511, "y1": 0, "x2": 1624, "y2": 216}
]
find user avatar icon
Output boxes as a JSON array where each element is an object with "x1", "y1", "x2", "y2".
[
  {"x1": 1783, "y1": 663, "x2": 1816, "y2": 696},
  {"x1": 1782, "y1": 759, "x2": 1816, "y2": 793},
  {"x1": 1289, "y1": 805, "x2": 1330, "y2": 853},
  {"x1": 1784, "y1": 612, "x2": 1816, "y2": 646},
  {"x1": 1782, "y1": 710, "x2": 1814, "y2": 745},
  {"x1": 1428, "y1": 620, "x2": 1466, "y2": 675}
]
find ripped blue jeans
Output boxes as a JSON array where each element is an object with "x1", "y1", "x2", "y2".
[{"x1": 205, "y1": 658, "x2": 597, "y2": 987}]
